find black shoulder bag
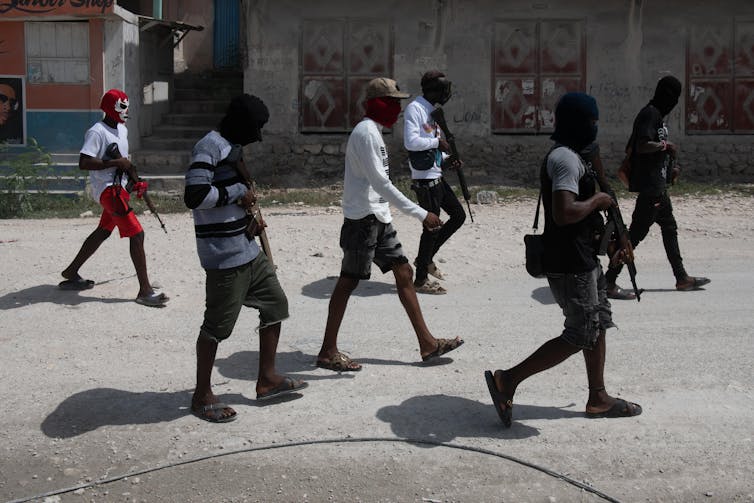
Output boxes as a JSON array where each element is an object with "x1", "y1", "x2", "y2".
[{"x1": 524, "y1": 189, "x2": 546, "y2": 278}]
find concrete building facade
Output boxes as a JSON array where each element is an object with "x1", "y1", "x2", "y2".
[{"x1": 242, "y1": 0, "x2": 754, "y2": 187}]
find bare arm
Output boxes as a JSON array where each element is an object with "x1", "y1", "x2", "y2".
[
  {"x1": 552, "y1": 190, "x2": 614, "y2": 226},
  {"x1": 78, "y1": 153, "x2": 131, "y2": 172},
  {"x1": 634, "y1": 137, "x2": 677, "y2": 155}
]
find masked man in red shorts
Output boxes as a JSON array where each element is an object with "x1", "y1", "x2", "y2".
[{"x1": 59, "y1": 89, "x2": 168, "y2": 307}]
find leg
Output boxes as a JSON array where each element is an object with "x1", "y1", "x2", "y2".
[
  {"x1": 371, "y1": 222, "x2": 461, "y2": 360},
  {"x1": 486, "y1": 336, "x2": 580, "y2": 427},
  {"x1": 191, "y1": 266, "x2": 246, "y2": 420},
  {"x1": 392, "y1": 262, "x2": 462, "y2": 359},
  {"x1": 191, "y1": 334, "x2": 236, "y2": 422},
  {"x1": 61, "y1": 227, "x2": 111, "y2": 280},
  {"x1": 654, "y1": 193, "x2": 687, "y2": 281},
  {"x1": 412, "y1": 182, "x2": 440, "y2": 285},
  {"x1": 506, "y1": 337, "x2": 581, "y2": 393},
  {"x1": 128, "y1": 231, "x2": 156, "y2": 297},
  {"x1": 242, "y1": 253, "x2": 307, "y2": 396},
  {"x1": 429, "y1": 180, "x2": 466, "y2": 258},
  {"x1": 487, "y1": 269, "x2": 600, "y2": 426},
  {"x1": 582, "y1": 330, "x2": 642, "y2": 417},
  {"x1": 317, "y1": 217, "x2": 372, "y2": 370},
  {"x1": 606, "y1": 193, "x2": 656, "y2": 288},
  {"x1": 586, "y1": 268, "x2": 641, "y2": 417},
  {"x1": 256, "y1": 322, "x2": 304, "y2": 397},
  {"x1": 583, "y1": 329, "x2": 609, "y2": 409},
  {"x1": 318, "y1": 275, "x2": 360, "y2": 364}
]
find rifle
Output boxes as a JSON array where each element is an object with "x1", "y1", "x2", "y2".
[
  {"x1": 429, "y1": 106, "x2": 474, "y2": 222},
  {"x1": 105, "y1": 143, "x2": 167, "y2": 233},
  {"x1": 225, "y1": 145, "x2": 274, "y2": 267},
  {"x1": 595, "y1": 177, "x2": 641, "y2": 302}
]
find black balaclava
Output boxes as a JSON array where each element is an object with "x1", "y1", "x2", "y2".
[
  {"x1": 218, "y1": 94, "x2": 269, "y2": 146},
  {"x1": 421, "y1": 70, "x2": 452, "y2": 105},
  {"x1": 550, "y1": 92, "x2": 599, "y2": 152},
  {"x1": 650, "y1": 76, "x2": 682, "y2": 116}
]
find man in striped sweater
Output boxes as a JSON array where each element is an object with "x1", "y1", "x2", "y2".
[{"x1": 184, "y1": 94, "x2": 306, "y2": 423}]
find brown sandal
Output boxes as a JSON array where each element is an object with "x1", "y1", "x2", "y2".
[
  {"x1": 316, "y1": 351, "x2": 362, "y2": 372},
  {"x1": 422, "y1": 337, "x2": 464, "y2": 362}
]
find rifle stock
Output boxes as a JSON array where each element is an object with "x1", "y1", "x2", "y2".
[
  {"x1": 595, "y1": 174, "x2": 641, "y2": 302},
  {"x1": 606, "y1": 205, "x2": 640, "y2": 302},
  {"x1": 429, "y1": 106, "x2": 474, "y2": 222},
  {"x1": 227, "y1": 148, "x2": 274, "y2": 268}
]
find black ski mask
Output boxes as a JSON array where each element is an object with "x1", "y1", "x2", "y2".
[
  {"x1": 550, "y1": 92, "x2": 599, "y2": 152},
  {"x1": 421, "y1": 70, "x2": 452, "y2": 105},
  {"x1": 218, "y1": 94, "x2": 269, "y2": 146},
  {"x1": 650, "y1": 76, "x2": 682, "y2": 116}
]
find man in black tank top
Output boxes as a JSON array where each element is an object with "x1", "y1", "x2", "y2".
[{"x1": 484, "y1": 93, "x2": 642, "y2": 428}]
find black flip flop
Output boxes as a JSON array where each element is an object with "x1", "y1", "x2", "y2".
[
  {"x1": 257, "y1": 377, "x2": 308, "y2": 401},
  {"x1": 191, "y1": 402, "x2": 238, "y2": 423},
  {"x1": 586, "y1": 398, "x2": 642, "y2": 418},
  {"x1": 58, "y1": 277, "x2": 95, "y2": 291},
  {"x1": 485, "y1": 370, "x2": 513, "y2": 428}
]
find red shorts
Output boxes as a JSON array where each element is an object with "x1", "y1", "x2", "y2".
[{"x1": 98, "y1": 186, "x2": 143, "y2": 238}]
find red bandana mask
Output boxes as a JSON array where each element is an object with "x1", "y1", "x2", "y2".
[
  {"x1": 100, "y1": 89, "x2": 129, "y2": 123},
  {"x1": 365, "y1": 97, "x2": 401, "y2": 128}
]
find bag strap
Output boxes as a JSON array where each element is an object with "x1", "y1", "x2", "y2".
[
  {"x1": 532, "y1": 189, "x2": 542, "y2": 231},
  {"x1": 533, "y1": 146, "x2": 558, "y2": 232}
]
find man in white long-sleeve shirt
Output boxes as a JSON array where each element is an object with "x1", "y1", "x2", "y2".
[
  {"x1": 404, "y1": 70, "x2": 466, "y2": 294},
  {"x1": 316, "y1": 77, "x2": 464, "y2": 372}
]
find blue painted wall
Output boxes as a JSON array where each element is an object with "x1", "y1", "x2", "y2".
[
  {"x1": 26, "y1": 111, "x2": 102, "y2": 153},
  {"x1": 213, "y1": 0, "x2": 240, "y2": 69}
]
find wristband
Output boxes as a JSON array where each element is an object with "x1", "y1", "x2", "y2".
[{"x1": 660, "y1": 140, "x2": 667, "y2": 151}]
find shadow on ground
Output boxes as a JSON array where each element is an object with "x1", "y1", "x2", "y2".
[
  {"x1": 0, "y1": 282, "x2": 132, "y2": 310},
  {"x1": 301, "y1": 276, "x2": 397, "y2": 299},
  {"x1": 531, "y1": 285, "x2": 556, "y2": 305},
  {"x1": 378, "y1": 394, "x2": 585, "y2": 442}
]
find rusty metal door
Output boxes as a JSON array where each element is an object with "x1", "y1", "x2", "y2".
[
  {"x1": 492, "y1": 19, "x2": 584, "y2": 133},
  {"x1": 300, "y1": 19, "x2": 392, "y2": 132}
]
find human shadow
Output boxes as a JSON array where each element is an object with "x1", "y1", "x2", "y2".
[
  {"x1": 0, "y1": 284, "x2": 131, "y2": 310},
  {"x1": 640, "y1": 287, "x2": 707, "y2": 294},
  {"x1": 40, "y1": 388, "x2": 249, "y2": 438},
  {"x1": 377, "y1": 394, "x2": 585, "y2": 443},
  {"x1": 40, "y1": 382, "x2": 310, "y2": 438},
  {"x1": 215, "y1": 350, "x2": 413, "y2": 382},
  {"x1": 215, "y1": 350, "x2": 349, "y2": 382},
  {"x1": 301, "y1": 276, "x2": 397, "y2": 300},
  {"x1": 531, "y1": 285, "x2": 556, "y2": 305}
]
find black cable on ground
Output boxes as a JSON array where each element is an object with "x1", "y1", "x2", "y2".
[{"x1": 7, "y1": 437, "x2": 621, "y2": 503}]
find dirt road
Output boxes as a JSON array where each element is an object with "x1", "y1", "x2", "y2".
[{"x1": 1, "y1": 194, "x2": 753, "y2": 502}]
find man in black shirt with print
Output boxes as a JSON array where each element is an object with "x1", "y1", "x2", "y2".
[{"x1": 606, "y1": 75, "x2": 710, "y2": 298}]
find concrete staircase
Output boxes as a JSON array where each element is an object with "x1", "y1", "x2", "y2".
[
  {"x1": 0, "y1": 71, "x2": 242, "y2": 196},
  {"x1": 131, "y1": 70, "x2": 243, "y2": 193}
]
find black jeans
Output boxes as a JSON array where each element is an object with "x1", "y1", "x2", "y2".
[
  {"x1": 606, "y1": 191, "x2": 687, "y2": 285},
  {"x1": 412, "y1": 177, "x2": 466, "y2": 283}
]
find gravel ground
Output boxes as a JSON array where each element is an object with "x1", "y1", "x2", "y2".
[{"x1": 1, "y1": 193, "x2": 753, "y2": 503}]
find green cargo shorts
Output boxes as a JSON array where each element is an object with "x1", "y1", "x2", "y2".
[{"x1": 200, "y1": 252, "x2": 289, "y2": 342}]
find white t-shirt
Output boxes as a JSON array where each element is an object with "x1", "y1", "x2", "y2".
[
  {"x1": 403, "y1": 95, "x2": 443, "y2": 180},
  {"x1": 547, "y1": 145, "x2": 585, "y2": 195},
  {"x1": 342, "y1": 118, "x2": 427, "y2": 224},
  {"x1": 80, "y1": 121, "x2": 129, "y2": 202}
]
